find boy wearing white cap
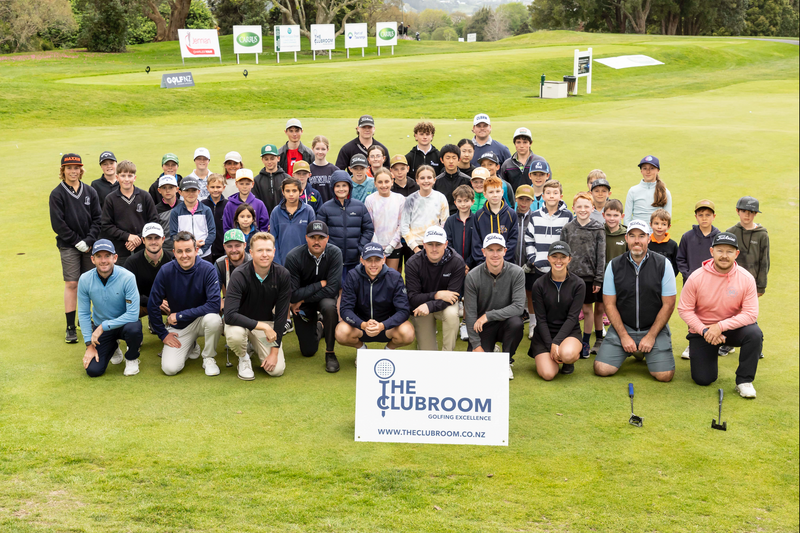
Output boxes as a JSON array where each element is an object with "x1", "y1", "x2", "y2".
[
  {"x1": 186, "y1": 147, "x2": 211, "y2": 201},
  {"x1": 278, "y1": 118, "x2": 314, "y2": 176},
  {"x1": 470, "y1": 113, "x2": 511, "y2": 167},
  {"x1": 124, "y1": 222, "x2": 174, "y2": 319},
  {"x1": 500, "y1": 127, "x2": 539, "y2": 192}
]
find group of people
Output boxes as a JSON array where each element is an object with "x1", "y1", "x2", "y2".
[{"x1": 50, "y1": 113, "x2": 770, "y2": 398}]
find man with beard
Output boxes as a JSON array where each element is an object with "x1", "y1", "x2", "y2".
[{"x1": 215, "y1": 228, "x2": 252, "y2": 305}]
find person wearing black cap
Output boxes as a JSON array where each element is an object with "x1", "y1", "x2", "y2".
[
  {"x1": 678, "y1": 232, "x2": 762, "y2": 398},
  {"x1": 529, "y1": 241, "x2": 585, "y2": 379},
  {"x1": 727, "y1": 196, "x2": 769, "y2": 297},
  {"x1": 50, "y1": 153, "x2": 102, "y2": 343},
  {"x1": 335, "y1": 115, "x2": 388, "y2": 171},
  {"x1": 91, "y1": 151, "x2": 119, "y2": 206},
  {"x1": 624, "y1": 155, "x2": 672, "y2": 226},
  {"x1": 285, "y1": 221, "x2": 344, "y2": 372},
  {"x1": 336, "y1": 243, "x2": 414, "y2": 356}
]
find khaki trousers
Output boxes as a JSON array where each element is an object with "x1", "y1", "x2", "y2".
[
  {"x1": 412, "y1": 303, "x2": 459, "y2": 352},
  {"x1": 225, "y1": 322, "x2": 286, "y2": 377}
]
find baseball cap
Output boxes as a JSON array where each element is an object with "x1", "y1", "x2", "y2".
[
  {"x1": 362, "y1": 242, "x2": 384, "y2": 259},
  {"x1": 694, "y1": 199, "x2": 716, "y2": 213},
  {"x1": 92, "y1": 239, "x2": 116, "y2": 255},
  {"x1": 638, "y1": 155, "x2": 660, "y2": 169},
  {"x1": 180, "y1": 177, "x2": 200, "y2": 191},
  {"x1": 626, "y1": 220, "x2": 652, "y2": 235},
  {"x1": 513, "y1": 127, "x2": 532, "y2": 141},
  {"x1": 477, "y1": 152, "x2": 499, "y2": 165},
  {"x1": 61, "y1": 153, "x2": 83, "y2": 167},
  {"x1": 515, "y1": 185, "x2": 535, "y2": 199},
  {"x1": 358, "y1": 115, "x2": 375, "y2": 127},
  {"x1": 224, "y1": 151, "x2": 242, "y2": 164},
  {"x1": 162, "y1": 153, "x2": 179, "y2": 166},
  {"x1": 482, "y1": 233, "x2": 506, "y2": 249},
  {"x1": 194, "y1": 147, "x2": 210, "y2": 160},
  {"x1": 235, "y1": 168, "x2": 254, "y2": 181},
  {"x1": 260, "y1": 144, "x2": 279, "y2": 157},
  {"x1": 471, "y1": 167, "x2": 490, "y2": 180},
  {"x1": 99, "y1": 151, "x2": 116, "y2": 164},
  {"x1": 223, "y1": 228, "x2": 246, "y2": 243},
  {"x1": 548, "y1": 241, "x2": 571, "y2": 257},
  {"x1": 306, "y1": 220, "x2": 329, "y2": 237},
  {"x1": 158, "y1": 175, "x2": 178, "y2": 188},
  {"x1": 142, "y1": 222, "x2": 164, "y2": 238},
  {"x1": 293, "y1": 161, "x2": 311, "y2": 174},
  {"x1": 285, "y1": 118, "x2": 303, "y2": 130},
  {"x1": 390, "y1": 154, "x2": 408, "y2": 167},
  {"x1": 473, "y1": 113, "x2": 491, "y2": 126},
  {"x1": 712, "y1": 232, "x2": 739, "y2": 249},
  {"x1": 590, "y1": 178, "x2": 611, "y2": 191},
  {"x1": 736, "y1": 196, "x2": 761, "y2": 213},
  {"x1": 349, "y1": 154, "x2": 368, "y2": 168},
  {"x1": 529, "y1": 159, "x2": 550, "y2": 174},
  {"x1": 423, "y1": 226, "x2": 447, "y2": 244}
]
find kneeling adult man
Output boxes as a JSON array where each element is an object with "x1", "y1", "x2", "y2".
[
  {"x1": 678, "y1": 232, "x2": 762, "y2": 398},
  {"x1": 595, "y1": 220, "x2": 677, "y2": 382},
  {"x1": 224, "y1": 232, "x2": 291, "y2": 380},
  {"x1": 405, "y1": 226, "x2": 465, "y2": 351},
  {"x1": 78, "y1": 240, "x2": 142, "y2": 377},
  {"x1": 148, "y1": 231, "x2": 223, "y2": 376},
  {"x1": 464, "y1": 233, "x2": 526, "y2": 380},
  {"x1": 336, "y1": 242, "x2": 415, "y2": 355}
]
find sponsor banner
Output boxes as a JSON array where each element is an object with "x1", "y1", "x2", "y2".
[
  {"x1": 178, "y1": 29, "x2": 221, "y2": 58},
  {"x1": 594, "y1": 55, "x2": 664, "y2": 70},
  {"x1": 160, "y1": 72, "x2": 195, "y2": 88},
  {"x1": 274, "y1": 25, "x2": 301, "y2": 53},
  {"x1": 345, "y1": 23, "x2": 368, "y2": 49},
  {"x1": 376, "y1": 22, "x2": 398, "y2": 47},
  {"x1": 467, "y1": 33, "x2": 477, "y2": 42},
  {"x1": 354, "y1": 350, "x2": 509, "y2": 446},
  {"x1": 233, "y1": 25, "x2": 263, "y2": 54},
  {"x1": 310, "y1": 24, "x2": 336, "y2": 51}
]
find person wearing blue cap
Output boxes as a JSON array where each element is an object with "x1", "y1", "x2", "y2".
[
  {"x1": 624, "y1": 155, "x2": 672, "y2": 226},
  {"x1": 77, "y1": 240, "x2": 143, "y2": 377}
]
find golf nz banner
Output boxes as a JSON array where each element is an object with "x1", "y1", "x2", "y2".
[
  {"x1": 345, "y1": 23, "x2": 368, "y2": 49},
  {"x1": 310, "y1": 24, "x2": 336, "y2": 51},
  {"x1": 233, "y1": 25, "x2": 263, "y2": 54},
  {"x1": 178, "y1": 29, "x2": 221, "y2": 59},
  {"x1": 354, "y1": 350, "x2": 510, "y2": 446},
  {"x1": 376, "y1": 22, "x2": 398, "y2": 47},
  {"x1": 274, "y1": 25, "x2": 301, "y2": 53}
]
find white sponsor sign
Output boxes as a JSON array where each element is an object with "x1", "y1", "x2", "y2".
[
  {"x1": 345, "y1": 23, "x2": 368, "y2": 49},
  {"x1": 376, "y1": 22, "x2": 398, "y2": 47},
  {"x1": 572, "y1": 47, "x2": 593, "y2": 94},
  {"x1": 233, "y1": 25, "x2": 263, "y2": 54},
  {"x1": 467, "y1": 33, "x2": 477, "y2": 42},
  {"x1": 594, "y1": 54, "x2": 664, "y2": 70},
  {"x1": 354, "y1": 350, "x2": 509, "y2": 446},
  {"x1": 274, "y1": 25, "x2": 301, "y2": 53},
  {"x1": 310, "y1": 24, "x2": 336, "y2": 51},
  {"x1": 178, "y1": 29, "x2": 221, "y2": 59}
]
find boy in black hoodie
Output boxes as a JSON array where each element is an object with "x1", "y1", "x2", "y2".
[
  {"x1": 255, "y1": 144, "x2": 289, "y2": 214},
  {"x1": 433, "y1": 144, "x2": 471, "y2": 216},
  {"x1": 405, "y1": 121, "x2": 441, "y2": 179}
]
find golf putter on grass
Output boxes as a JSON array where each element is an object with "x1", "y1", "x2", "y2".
[
  {"x1": 628, "y1": 383, "x2": 643, "y2": 427},
  {"x1": 711, "y1": 388, "x2": 727, "y2": 431}
]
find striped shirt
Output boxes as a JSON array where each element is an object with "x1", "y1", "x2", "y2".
[{"x1": 523, "y1": 201, "x2": 573, "y2": 273}]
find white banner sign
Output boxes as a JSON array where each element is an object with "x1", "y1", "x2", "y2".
[
  {"x1": 594, "y1": 55, "x2": 664, "y2": 69},
  {"x1": 345, "y1": 23, "x2": 368, "y2": 49},
  {"x1": 274, "y1": 25, "x2": 301, "y2": 53},
  {"x1": 467, "y1": 33, "x2": 477, "y2": 43},
  {"x1": 178, "y1": 29, "x2": 221, "y2": 58},
  {"x1": 233, "y1": 25, "x2": 263, "y2": 54},
  {"x1": 354, "y1": 350, "x2": 509, "y2": 446},
  {"x1": 376, "y1": 22, "x2": 398, "y2": 47},
  {"x1": 573, "y1": 47, "x2": 593, "y2": 94},
  {"x1": 310, "y1": 24, "x2": 336, "y2": 51}
]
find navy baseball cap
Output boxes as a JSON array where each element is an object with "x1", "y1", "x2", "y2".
[
  {"x1": 362, "y1": 242, "x2": 384, "y2": 259},
  {"x1": 92, "y1": 239, "x2": 116, "y2": 255},
  {"x1": 529, "y1": 159, "x2": 550, "y2": 174},
  {"x1": 736, "y1": 196, "x2": 762, "y2": 213},
  {"x1": 712, "y1": 232, "x2": 739, "y2": 249},
  {"x1": 638, "y1": 155, "x2": 660, "y2": 169},
  {"x1": 478, "y1": 152, "x2": 499, "y2": 165},
  {"x1": 99, "y1": 151, "x2": 116, "y2": 163}
]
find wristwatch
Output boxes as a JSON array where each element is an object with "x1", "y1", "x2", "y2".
[{"x1": 702, "y1": 328, "x2": 709, "y2": 336}]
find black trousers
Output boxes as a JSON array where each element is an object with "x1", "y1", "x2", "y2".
[
  {"x1": 478, "y1": 316, "x2": 524, "y2": 364},
  {"x1": 86, "y1": 321, "x2": 143, "y2": 377},
  {"x1": 294, "y1": 298, "x2": 338, "y2": 357},
  {"x1": 688, "y1": 323, "x2": 762, "y2": 386}
]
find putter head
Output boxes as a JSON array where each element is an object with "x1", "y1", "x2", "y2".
[
  {"x1": 711, "y1": 419, "x2": 727, "y2": 431},
  {"x1": 629, "y1": 415, "x2": 643, "y2": 427}
]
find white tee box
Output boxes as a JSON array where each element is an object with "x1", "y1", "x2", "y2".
[{"x1": 541, "y1": 81, "x2": 568, "y2": 99}]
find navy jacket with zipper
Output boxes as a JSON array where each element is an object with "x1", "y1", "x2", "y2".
[
  {"x1": 471, "y1": 200, "x2": 519, "y2": 264},
  {"x1": 315, "y1": 171, "x2": 374, "y2": 266},
  {"x1": 676, "y1": 224, "x2": 720, "y2": 282},
  {"x1": 531, "y1": 271, "x2": 586, "y2": 349},
  {"x1": 341, "y1": 264, "x2": 410, "y2": 331},
  {"x1": 444, "y1": 212, "x2": 476, "y2": 269}
]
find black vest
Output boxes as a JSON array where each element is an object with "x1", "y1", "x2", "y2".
[{"x1": 611, "y1": 252, "x2": 666, "y2": 331}]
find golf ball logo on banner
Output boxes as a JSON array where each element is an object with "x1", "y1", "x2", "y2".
[{"x1": 310, "y1": 24, "x2": 336, "y2": 51}]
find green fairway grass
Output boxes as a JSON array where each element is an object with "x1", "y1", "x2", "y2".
[{"x1": 0, "y1": 31, "x2": 797, "y2": 532}]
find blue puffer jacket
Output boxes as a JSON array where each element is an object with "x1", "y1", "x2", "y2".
[
  {"x1": 316, "y1": 171, "x2": 374, "y2": 266},
  {"x1": 341, "y1": 264, "x2": 410, "y2": 330}
]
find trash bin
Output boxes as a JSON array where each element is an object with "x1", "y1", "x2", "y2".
[{"x1": 563, "y1": 75, "x2": 576, "y2": 94}]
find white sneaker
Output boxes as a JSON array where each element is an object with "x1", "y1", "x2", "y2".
[
  {"x1": 681, "y1": 346, "x2": 690, "y2": 360},
  {"x1": 111, "y1": 343, "x2": 124, "y2": 365},
  {"x1": 528, "y1": 321, "x2": 535, "y2": 339},
  {"x1": 459, "y1": 323, "x2": 469, "y2": 341},
  {"x1": 203, "y1": 358, "x2": 220, "y2": 376},
  {"x1": 237, "y1": 356, "x2": 254, "y2": 381},
  {"x1": 123, "y1": 358, "x2": 139, "y2": 376},
  {"x1": 735, "y1": 382, "x2": 757, "y2": 398},
  {"x1": 508, "y1": 365, "x2": 514, "y2": 380},
  {"x1": 494, "y1": 344, "x2": 501, "y2": 353},
  {"x1": 189, "y1": 342, "x2": 201, "y2": 360}
]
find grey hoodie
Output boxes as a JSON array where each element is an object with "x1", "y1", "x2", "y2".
[
  {"x1": 560, "y1": 217, "x2": 606, "y2": 285},
  {"x1": 727, "y1": 222, "x2": 770, "y2": 293},
  {"x1": 463, "y1": 261, "x2": 526, "y2": 349}
]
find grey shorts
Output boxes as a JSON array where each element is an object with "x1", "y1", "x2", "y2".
[
  {"x1": 596, "y1": 324, "x2": 675, "y2": 373},
  {"x1": 59, "y1": 246, "x2": 93, "y2": 282}
]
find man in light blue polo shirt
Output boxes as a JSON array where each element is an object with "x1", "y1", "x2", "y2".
[
  {"x1": 77, "y1": 239, "x2": 142, "y2": 377},
  {"x1": 594, "y1": 220, "x2": 677, "y2": 382}
]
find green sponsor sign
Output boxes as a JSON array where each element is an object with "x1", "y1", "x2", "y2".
[
  {"x1": 379, "y1": 28, "x2": 396, "y2": 40},
  {"x1": 236, "y1": 32, "x2": 260, "y2": 47}
]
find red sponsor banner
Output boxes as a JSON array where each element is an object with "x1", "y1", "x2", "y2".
[{"x1": 178, "y1": 29, "x2": 221, "y2": 59}]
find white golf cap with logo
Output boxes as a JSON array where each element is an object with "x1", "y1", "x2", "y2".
[
  {"x1": 158, "y1": 175, "x2": 178, "y2": 188},
  {"x1": 142, "y1": 222, "x2": 164, "y2": 238},
  {"x1": 423, "y1": 226, "x2": 447, "y2": 244},
  {"x1": 235, "y1": 168, "x2": 254, "y2": 181},
  {"x1": 626, "y1": 220, "x2": 652, "y2": 235},
  {"x1": 286, "y1": 118, "x2": 303, "y2": 129},
  {"x1": 513, "y1": 127, "x2": 532, "y2": 141},
  {"x1": 473, "y1": 113, "x2": 491, "y2": 126},
  {"x1": 194, "y1": 147, "x2": 211, "y2": 160},
  {"x1": 224, "y1": 151, "x2": 242, "y2": 164},
  {"x1": 482, "y1": 233, "x2": 506, "y2": 248}
]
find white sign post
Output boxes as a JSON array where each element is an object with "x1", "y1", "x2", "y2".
[
  {"x1": 344, "y1": 23, "x2": 368, "y2": 58},
  {"x1": 310, "y1": 24, "x2": 336, "y2": 60},
  {"x1": 573, "y1": 47, "x2": 593, "y2": 95},
  {"x1": 376, "y1": 22, "x2": 398, "y2": 56},
  {"x1": 178, "y1": 29, "x2": 222, "y2": 64},
  {"x1": 233, "y1": 25, "x2": 263, "y2": 64},
  {"x1": 274, "y1": 25, "x2": 301, "y2": 63},
  {"x1": 354, "y1": 350, "x2": 510, "y2": 446},
  {"x1": 467, "y1": 33, "x2": 477, "y2": 43}
]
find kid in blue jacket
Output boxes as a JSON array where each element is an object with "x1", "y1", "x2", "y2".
[
  {"x1": 471, "y1": 176, "x2": 518, "y2": 264},
  {"x1": 269, "y1": 177, "x2": 316, "y2": 265}
]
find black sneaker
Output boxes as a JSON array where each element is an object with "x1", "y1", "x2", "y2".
[
  {"x1": 284, "y1": 319, "x2": 294, "y2": 335},
  {"x1": 325, "y1": 353, "x2": 340, "y2": 373},
  {"x1": 65, "y1": 326, "x2": 78, "y2": 344},
  {"x1": 560, "y1": 363, "x2": 575, "y2": 375},
  {"x1": 148, "y1": 321, "x2": 155, "y2": 335},
  {"x1": 521, "y1": 310, "x2": 529, "y2": 323},
  {"x1": 580, "y1": 341, "x2": 591, "y2": 359}
]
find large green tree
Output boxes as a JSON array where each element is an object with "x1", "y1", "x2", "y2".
[
  {"x1": 0, "y1": 0, "x2": 76, "y2": 52},
  {"x1": 208, "y1": 0, "x2": 271, "y2": 35}
]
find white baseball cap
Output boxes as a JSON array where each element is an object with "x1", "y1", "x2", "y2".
[
  {"x1": 473, "y1": 113, "x2": 491, "y2": 126},
  {"x1": 423, "y1": 226, "x2": 447, "y2": 244},
  {"x1": 142, "y1": 222, "x2": 164, "y2": 238},
  {"x1": 158, "y1": 175, "x2": 178, "y2": 188},
  {"x1": 513, "y1": 127, "x2": 532, "y2": 141},
  {"x1": 235, "y1": 168, "x2": 254, "y2": 181},
  {"x1": 194, "y1": 147, "x2": 211, "y2": 160},
  {"x1": 224, "y1": 151, "x2": 242, "y2": 164},
  {"x1": 482, "y1": 233, "x2": 506, "y2": 249},
  {"x1": 626, "y1": 220, "x2": 652, "y2": 235},
  {"x1": 286, "y1": 118, "x2": 303, "y2": 130}
]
